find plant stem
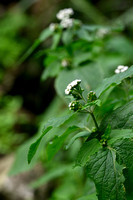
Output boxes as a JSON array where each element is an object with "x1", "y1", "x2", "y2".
[
  {"x1": 79, "y1": 91, "x2": 99, "y2": 130},
  {"x1": 90, "y1": 112, "x2": 99, "y2": 130}
]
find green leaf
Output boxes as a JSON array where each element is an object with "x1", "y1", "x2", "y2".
[
  {"x1": 39, "y1": 27, "x2": 53, "y2": 41},
  {"x1": 46, "y1": 126, "x2": 79, "y2": 160},
  {"x1": 86, "y1": 148, "x2": 125, "y2": 200},
  {"x1": 113, "y1": 138, "x2": 133, "y2": 196},
  {"x1": 51, "y1": 32, "x2": 62, "y2": 49},
  {"x1": 28, "y1": 113, "x2": 75, "y2": 164},
  {"x1": 9, "y1": 137, "x2": 38, "y2": 175},
  {"x1": 108, "y1": 129, "x2": 133, "y2": 144},
  {"x1": 77, "y1": 28, "x2": 93, "y2": 41},
  {"x1": 73, "y1": 52, "x2": 92, "y2": 67},
  {"x1": 62, "y1": 29, "x2": 75, "y2": 45},
  {"x1": 77, "y1": 193, "x2": 98, "y2": 200},
  {"x1": 75, "y1": 139, "x2": 102, "y2": 166},
  {"x1": 100, "y1": 100, "x2": 133, "y2": 131},
  {"x1": 95, "y1": 65, "x2": 133, "y2": 97},
  {"x1": 113, "y1": 138, "x2": 133, "y2": 169},
  {"x1": 41, "y1": 61, "x2": 61, "y2": 81},
  {"x1": 66, "y1": 131, "x2": 90, "y2": 149},
  {"x1": 30, "y1": 164, "x2": 72, "y2": 189}
]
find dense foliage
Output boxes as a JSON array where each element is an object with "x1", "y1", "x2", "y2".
[
  {"x1": 11, "y1": 8, "x2": 133, "y2": 200},
  {"x1": 1, "y1": 2, "x2": 133, "y2": 200}
]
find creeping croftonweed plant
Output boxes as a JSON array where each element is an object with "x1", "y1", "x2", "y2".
[{"x1": 10, "y1": 7, "x2": 133, "y2": 200}]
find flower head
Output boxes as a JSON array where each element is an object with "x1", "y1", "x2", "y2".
[
  {"x1": 115, "y1": 65, "x2": 128, "y2": 74},
  {"x1": 60, "y1": 18, "x2": 73, "y2": 28},
  {"x1": 56, "y1": 8, "x2": 74, "y2": 20},
  {"x1": 68, "y1": 101, "x2": 82, "y2": 111},
  {"x1": 49, "y1": 23, "x2": 57, "y2": 31},
  {"x1": 87, "y1": 91, "x2": 97, "y2": 102},
  {"x1": 65, "y1": 79, "x2": 81, "y2": 95}
]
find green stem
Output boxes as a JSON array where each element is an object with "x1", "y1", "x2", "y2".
[
  {"x1": 90, "y1": 112, "x2": 99, "y2": 130},
  {"x1": 78, "y1": 90, "x2": 99, "y2": 130}
]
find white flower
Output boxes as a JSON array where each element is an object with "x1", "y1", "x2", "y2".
[
  {"x1": 68, "y1": 102, "x2": 73, "y2": 109},
  {"x1": 115, "y1": 65, "x2": 128, "y2": 74},
  {"x1": 61, "y1": 59, "x2": 69, "y2": 67},
  {"x1": 68, "y1": 102, "x2": 75, "y2": 110},
  {"x1": 60, "y1": 18, "x2": 73, "y2": 28},
  {"x1": 65, "y1": 79, "x2": 81, "y2": 95},
  {"x1": 115, "y1": 69, "x2": 120, "y2": 74},
  {"x1": 65, "y1": 88, "x2": 71, "y2": 95},
  {"x1": 56, "y1": 8, "x2": 74, "y2": 20},
  {"x1": 121, "y1": 66, "x2": 128, "y2": 72},
  {"x1": 70, "y1": 79, "x2": 81, "y2": 87},
  {"x1": 117, "y1": 65, "x2": 124, "y2": 70},
  {"x1": 49, "y1": 23, "x2": 57, "y2": 31}
]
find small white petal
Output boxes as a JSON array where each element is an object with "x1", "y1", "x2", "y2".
[
  {"x1": 65, "y1": 89, "x2": 70, "y2": 94},
  {"x1": 115, "y1": 69, "x2": 120, "y2": 74},
  {"x1": 120, "y1": 67, "x2": 128, "y2": 72},
  {"x1": 67, "y1": 84, "x2": 72, "y2": 90},
  {"x1": 118, "y1": 65, "x2": 124, "y2": 70},
  {"x1": 124, "y1": 66, "x2": 128, "y2": 71}
]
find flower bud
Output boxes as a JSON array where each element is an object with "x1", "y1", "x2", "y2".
[{"x1": 87, "y1": 91, "x2": 97, "y2": 102}]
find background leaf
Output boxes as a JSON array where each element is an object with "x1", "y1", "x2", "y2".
[
  {"x1": 28, "y1": 113, "x2": 75, "y2": 163},
  {"x1": 46, "y1": 126, "x2": 79, "y2": 160},
  {"x1": 95, "y1": 65, "x2": 133, "y2": 97}
]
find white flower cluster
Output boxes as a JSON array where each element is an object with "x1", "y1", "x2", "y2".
[
  {"x1": 60, "y1": 18, "x2": 73, "y2": 28},
  {"x1": 56, "y1": 8, "x2": 74, "y2": 20},
  {"x1": 65, "y1": 79, "x2": 81, "y2": 95},
  {"x1": 115, "y1": 65, "x2": 128, "y2": 74},
  {"x1": 56, "y1": 8, "x2": 74, "y2": 28}
]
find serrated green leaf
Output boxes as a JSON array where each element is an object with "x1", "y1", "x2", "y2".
[
  {"x1": 28, "y1": 113, "x2": 75, "y2": 164},
  {"x1": 86, "y1": 148, "x2": 125, "y2": 200},
  {"x1": 66, "y1": 131, "x2": 90, "y2": 149},
  {"x1": 46, "y1": 126, "x2": 79, "y2": 160},
  {"x1": 95, "y1": 65, "x2": 133, "y2": 97},
  {"x1": 113, "y1": 138, "x2": 133, "y2": 196},
  {"x1": 75, "y1": 139, "x2": 102, "y2": 166},
  {"x1": 108, "y1": 129, "x2": 133, "y2": 144},
  {"x1": 100, "y1": 100, "x2": 133, "y2": 131},
  {"x1": 113, "y1": 138, "x2": 133, "y2": 169}
]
